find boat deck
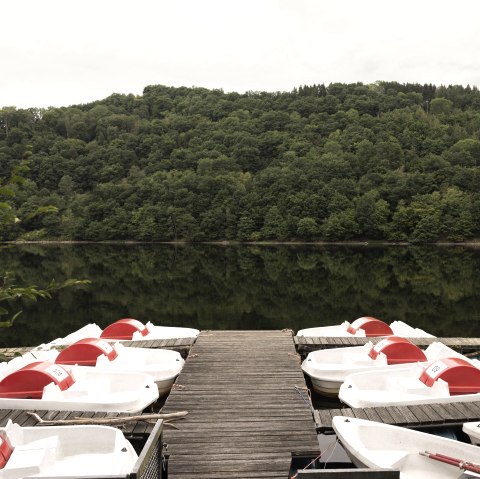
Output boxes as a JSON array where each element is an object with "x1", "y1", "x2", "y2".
[
  {"x1": 295, "y1": 336, "x2": 480, "y2": 355},
  {"x1": 315, "y1": 400, "x2": 480, "y2": 431},
  {"x1": 161, "y1": 330, "x2": 320, "y2": 479}
]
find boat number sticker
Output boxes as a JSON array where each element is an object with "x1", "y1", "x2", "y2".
[
  {"x1": 424, "y1": 360, "x2": 448, "y2": 379},
  {"x1": 97, "y1": 340, "x2": 114, "y2": 354},
  {"x1": 46, "y1": 364, "x2": 70, "y2": 382},
  {"x1": 373, "y1": 339, "x2": 389, "y2": 353}
]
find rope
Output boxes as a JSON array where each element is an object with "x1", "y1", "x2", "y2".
[
  {"x1": 294, "y1": 385, "x2": 313, "y2": 410},
  {"x1": 290, "y1": 437, "x2": 339, "y2": 478}
]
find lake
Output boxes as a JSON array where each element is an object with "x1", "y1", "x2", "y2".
[{"x1": 0, "y1": 243, "x2": 479, "y2": 347}]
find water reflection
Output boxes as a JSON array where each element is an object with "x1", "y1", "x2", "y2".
[{"x1": 0, "y1": 244, "x2": 479, "y2": 347}]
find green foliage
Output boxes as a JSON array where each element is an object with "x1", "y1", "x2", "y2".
[
  {"x1": 2, "y1": 81, "x2": 480, "y2": 242},
  {"x1": 0, "y1": 161, "x2": 90, "y2": 326},
  {"x1": 0, "y1": 272, "x2": 90, "y2": 327}
]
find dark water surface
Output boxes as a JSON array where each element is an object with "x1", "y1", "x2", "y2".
[{"x1": 1, "y1": 244, "x2": 479, "y2": 347}]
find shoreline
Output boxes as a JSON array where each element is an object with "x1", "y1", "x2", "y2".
[{"x1": 2, "y1": 239, "x2": 480, "y2": 247}]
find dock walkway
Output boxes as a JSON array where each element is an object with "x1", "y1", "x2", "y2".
[
  {"x1": 315, "y1": 401, "x2": 480, "y2": 431},
  {"x1": 0, "y1": 337, "x2": 195, "y2": 360},
  {"x1": 295, "y1": 336, "x2": 480, "y2": 355},
  {"x1": 161, "y1": 330, "x2": 320, "y2": 479}
]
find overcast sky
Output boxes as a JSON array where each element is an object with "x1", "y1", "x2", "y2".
[{"x1": 2, "y1": 0, "x2": 480, "y2": 109}]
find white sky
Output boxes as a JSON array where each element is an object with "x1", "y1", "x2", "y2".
[{"x1": 2, "y1": 0, "x2": 480, "y2": 109}]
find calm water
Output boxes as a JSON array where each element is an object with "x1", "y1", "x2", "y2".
[{"x1": 0, "y1": 244, "x2": 479, "y2": 347}]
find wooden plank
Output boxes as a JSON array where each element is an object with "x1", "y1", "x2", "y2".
[
  {"x1": 295, "y1": 336, "x2": 480, "y2": 354},
  {"x1": 315, "y1": 401, "x2": 480, "y2": 431},
  {"x1": 362, "y1": 407, "x2": 383, "y2": 423},
  {"x1": 350, "y1": 408, "x2": 369, "y2": 421},
  {"x1": 388, "y1": 406, "x2": 418, "y2": 425},
  {"x1": 413, "y1": 404, "x2": 445, "y2": 424},
  {"x1": 162, "y1": 330, "x2": 320, "y2": 478},
  {"x1": 297, "y1": 469, "x2": 400, "y2": 478},
  {"x1": 434, "y1": 403, "x2": 464, "y2": 422},
  {"x1": 0, "y1": 409, "x2": 24, "y2": 426},
  {"x1": 450, "y1": 401, "x2": 480, "y2": 421},
  {"x1": 372, "y1": 407, "x2": 395, "y2": 425}
]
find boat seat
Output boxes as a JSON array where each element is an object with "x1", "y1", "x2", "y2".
[{"x1": 3, "y1": 436, "x2": 58, "y2": 479}]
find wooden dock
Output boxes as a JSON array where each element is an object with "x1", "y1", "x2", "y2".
[
  {"x1": 314, "y1": 401, "x2": 480, "y2": 431},
  {"x1": 0, "y1": 337, "x2": 195, "y2": 360},
  {"x1": 295, "y1": 336, "x2": 480, "y2": 355},
  {"x1": 161, "y1": 330, "x2": 321, "y2": 479},
  {"x1": 0, "y1": 408, "x2": 157, "y2": 436}
]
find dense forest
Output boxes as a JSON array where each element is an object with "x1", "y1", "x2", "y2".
[{"x1": 1, "y1": 81, "x2": 480, "y2": 242}]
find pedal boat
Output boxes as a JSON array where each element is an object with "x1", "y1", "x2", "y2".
[
  {"x1": 43, "y1": 318, "x2": 199, "y2": 348},
  {"x1": 0, "y1": 360, "x2": 158, "y2": 413},
  {"x1": 463, "y1": 422, "x2": 480, "y2": 445},
  {"x1": 297, "y1": 317, "x2": 434, "y2": 338},
  {"x1": 0, "y1": 419, "x2": 137, "y2": 479},
  {"x1": 16, "y1": 338, "x2": 184, "y2": 396},
  {"x1": 333, "y1": 416, "x2": 480, "y2": 479},
  {"x1": 302, "y1": 338, "x2": 462, "y2": 396},
  {"x1": 339, "y1": 356, "x2": 480, "y2": 408}
]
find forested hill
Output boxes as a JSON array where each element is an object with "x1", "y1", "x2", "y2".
[{"x1": 1, "y1": 81, "x2": 480, "y2": 242}]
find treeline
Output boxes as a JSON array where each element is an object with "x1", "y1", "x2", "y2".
[{"x1": 1, "y1": 81, "x2": 480, "y2": 242}]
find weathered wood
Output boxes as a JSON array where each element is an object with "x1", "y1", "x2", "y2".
[
  {"x1": 0, "y1": 337, "x2": 196, "y2": 361},
  {"x1": 295, "y1": 336, "x2": 480, "y2": 355},
  {"x1": 296, "y1": 469, "x2": 400, "y2": 478},
  {"x1": 26, "y1": 410, "x2": 187, "y2": 425},
  {"x1": 162, "y1": 330, "x2": 320, "y2": 478},
  {"x1": 316, "y1": 401, "x2": 480, "y2": 431}
]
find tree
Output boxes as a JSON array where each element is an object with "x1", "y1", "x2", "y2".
[
  {"x1": 0, "y1": 162, "x2": 89, "y2": 327},
  {"x1": 355, "y1": 191, "x2": 389, "y2": 239},
  {"x1": 296, "y1": 217, "x2": 319, "y2": 241}
]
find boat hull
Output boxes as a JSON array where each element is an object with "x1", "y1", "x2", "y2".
[
  {"x1": 0, "y1": 420, "x2": 137, "y2": 478},
  {"x1": 297, "y1": 320, "x2": 434, "y2": 338},
  {"x1": 0, "y1": 367, "x2": 159, "y2": 413},
  {"x1": 304, "y1": 342, "x2": 465, "y2": 399},
  {"x1": 309, "y1": 377, "x2": 341, "y2": 396},
  {"x1": 43, "y1": 322, "x2": 199, "y2": 348},
  {"x1": 338, "y1": 360, "x2": 480, "y2": 408},
  {"x1": 463, "y1": 421, "x2": 480, "y2": 445},
  {"x1": 333, "y1": 416, "x2": 480, "y2": 479},
  {"x1": 9, "y1": 345, "x2": 184, "y2": 396}
]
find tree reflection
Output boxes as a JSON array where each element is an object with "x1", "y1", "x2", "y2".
[{"x1": 1, "y1": 244, "x2": 479, "y2": 346}]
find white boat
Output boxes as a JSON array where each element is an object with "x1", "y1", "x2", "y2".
[
  {"x1": 339, "y1": 356, "x2": 480, "y2": 408},
  {"x1": 0, "y1": 360, "x2": 159, "y2": 413},
  {"x1": 11, "y1": 339, "x2": 184, "y2": 396},
  {"x1": 43, "y1": 318, "x2": 200, "y2": 348},
  {"x1": 297, "y1": 317, "x2": 434, "y2": 338},
  {"x1": 463, "y1": 422, "x2": 480, "y2": 445},
  {"x1": 333, "y1": 416, "x2": 480, "y2": 479},
  {"x1": 0, "y1": 419, "x2": 137, "y2": 479},
  {"x1": 302, "y1": 338, "x2": 463, "y2": 396}
]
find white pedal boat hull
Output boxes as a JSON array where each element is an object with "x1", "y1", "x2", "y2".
[
  {"x1": 0, "y1": 420, "x2": 137, "y2": 479},
  {"x1": 302, "y1": 342, "x2": 462, "y2": 396},
  {"x1": 0, "y1": 365, "x2": 158, "y2": 413},
  {"x1": 333, "y1": 416, "x2": 480, "y2": 479},
  {"x1": 463, "y1": 422, "x2": 480, "y2": 445},
  {"x1": 96, "y1": 346, "x2": 184, "y2": 396},
  {"x1": 44, "y1": 321, "x2": 199, "y2": 348},
  {"x1": 17, "y1": 344, "x2": 184, "y2": 396},
  {"x1": 339, "y1": 358, "x2": 480, "y2": 408},
  {"x1": 298, "y1": 320, "x2": 434, "y2": 338}
]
